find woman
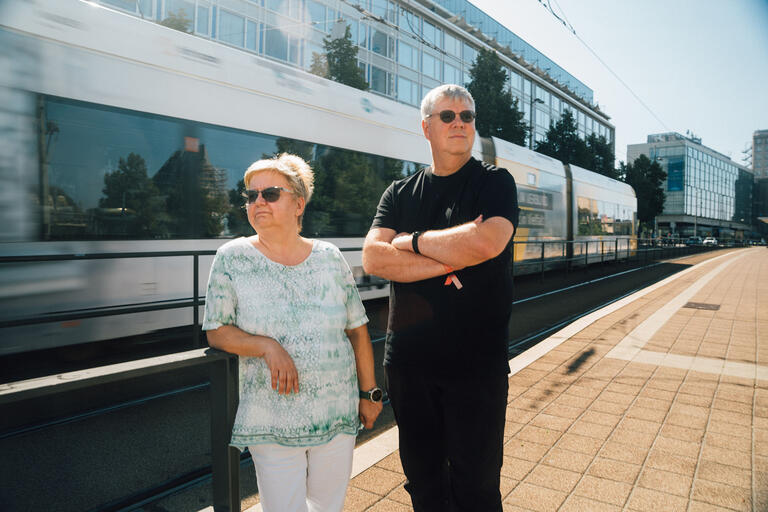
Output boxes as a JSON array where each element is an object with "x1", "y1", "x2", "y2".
[{"x1": 203, "y1": 153, "x2": 383, "y2": 512}]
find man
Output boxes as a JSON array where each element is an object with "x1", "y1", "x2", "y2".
[{"x1": 362, "y1": 84, "x2": 519, "y2": 511}]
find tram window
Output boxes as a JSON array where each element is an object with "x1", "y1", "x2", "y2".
[
  {"x1": 577, "y1": 196, "x2": 626, "y2": 236},
  {"x1": 35, "y1": 96, "x2": 419, "y2": 242}
]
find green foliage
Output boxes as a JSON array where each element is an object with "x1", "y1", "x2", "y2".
[
  {"x1": 309, "y1": 52, "x2": 328, "y2": 79},
  {"x1": 535, "y1": 110, "x2": 588, "y2": 167},
  {"x1": 305, "y1": 147, "x2": 405, "y2": 236},
  {"x1": 100, "y1": 153, "x2": 166, "y2": 237},
  {"x1": 152, "y1": 148, "x2": 230, "y2": 237},
  {"x1": 620, "y1": 154, "x2": 667, "y2": 231},
  {"x1": 159, "y1": 9, "x2": 192, "y2": 33},
  {"x1": 232, "y1": 137, "x2": 412, "y2": 237},
  {"x1": 324, "y1": 25, "x2": 368, "y2": 91},
  {"x1": 226, "y1": 180, "x2": 251, "y2": 237},
  {"x1": 586, "y1": 133, "x2": 617, "y2": 179},
  {"x1": 466, "y1": 48, "x2": 528, "y2": 145},
  {"x1": 534, "y1": 111, "x2": 617, "y2": 179}
]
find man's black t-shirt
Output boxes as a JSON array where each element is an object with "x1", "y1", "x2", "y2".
[{"x1": 371, "y1": 157, "x2": 520, "y2": 377}]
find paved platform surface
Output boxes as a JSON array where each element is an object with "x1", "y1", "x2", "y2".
[{"x1": 241, "y1": 247, "x2": 767, "y2": 512}]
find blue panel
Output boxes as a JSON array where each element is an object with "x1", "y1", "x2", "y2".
[{"x1": 667, "y1": 157, "x2": 684, "y2": 191}]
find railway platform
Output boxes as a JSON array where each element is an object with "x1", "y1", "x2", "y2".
[{"x1": 239, "y1": 246, "x2": 767, "y2": 512}]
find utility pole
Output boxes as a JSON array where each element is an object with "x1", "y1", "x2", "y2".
[{"x1": 529, "y1": 97, "x2": 544, "y2": 149}]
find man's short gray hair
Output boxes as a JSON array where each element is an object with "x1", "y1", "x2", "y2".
[{"x1": 420, "y1": 84, "x2": 475, "y2": 120}]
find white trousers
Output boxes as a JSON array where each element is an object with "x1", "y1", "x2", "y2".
[{"x1": 249, "y1": 434, "x2": 356, "y2": 512}]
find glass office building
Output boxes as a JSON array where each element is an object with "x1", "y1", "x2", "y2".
[
  {"x1": 627, "y1": 133, "x2": 753, "y2": 239},
  {"x1": 752, "y1": 129, "x2": 768, "y2": 179},
  {"x1": 96, "y1": 0, "x2": 614, "y2": 148}
]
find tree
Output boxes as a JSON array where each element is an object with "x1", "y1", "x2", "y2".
[
  {"x1": 225, "y1": 180, "x2": 251, "y2": 237},
  {"x1": 621, "y1": 154, "x2": 666, "y2": 235},
  {"x1": 152, "y1": 146, "x2": 229, "y2": 237},
  {"x1": 535, "y1": 110, "x2": 589, "y2": 167},
  {"x1": 466, "y1": 48, "x2": 528, "y2": 145},
  {"x1": 309, "y1": 52, "x2": 328, "y2": 79},
  {"x1": 586, "y1": 133, "x2": 617, "y2": 179},
  {"x1": 324, "y1": 25, "x2": 368, "y2": 90},
  {"x1": 159, "y1": 9, "x2": 192, "y2": 33},
  {"x1": 100, "y1": 153, "x2": 166, "y2": 237}
]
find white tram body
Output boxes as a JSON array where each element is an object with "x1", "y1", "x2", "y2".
[
  {"x1": 568, "y1": 164, "x2": 637, "y2": 262},
  {"x1": 0, "y1": 1, "x2": 635, "y2": 355}
]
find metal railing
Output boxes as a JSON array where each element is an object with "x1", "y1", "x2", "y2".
[
  {"x1": 0, "y1": 240, "x2": 733, "y2": 334},
  {"x1": 0, "y1": 250, "x2": 217, "y2": 347},
  {"x1": 509, "y1": 237, "x2": 729, "y2": 280},
  {"x1": 0, "y1": 348, "x2": 240, "y2": 511}
]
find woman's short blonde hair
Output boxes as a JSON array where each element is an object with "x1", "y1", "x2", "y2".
[{"x1": 243, "y1": 153, "x2": 315, "y2": 229}]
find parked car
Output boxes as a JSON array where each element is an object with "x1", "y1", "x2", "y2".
[
  {"x1": 702, "y1": 237, "x2": 718, "y2": 246},
  {"x1": 686, "y1": 236, "x2": 702, "y2": 246}
]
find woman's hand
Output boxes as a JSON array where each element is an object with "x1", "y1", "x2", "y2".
[
  {"x1": 262, "y1": 338, "x2": 299, "y2": 394},
  {"x1": 359, "y1": 399, "x2": 383, "y2": 429}
]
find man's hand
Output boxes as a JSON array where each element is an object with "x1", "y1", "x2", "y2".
[{"x1": 391, "y1": 232, "x2": 412, "y2": 251}]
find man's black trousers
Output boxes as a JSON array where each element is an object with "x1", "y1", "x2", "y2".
[{"x1": 385, "y1": 365, "x2": 509, "y2": 512}]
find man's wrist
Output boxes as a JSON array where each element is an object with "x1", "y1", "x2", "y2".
[{"x1": 411, "y1": 231, "x2": 422, "y2": 254}]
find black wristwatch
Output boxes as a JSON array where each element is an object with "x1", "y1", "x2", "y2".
[
  {"x1": 411, "y1": 231, "x2": 422, "y2": 254},
  {"x1": 359, "y1": 387, "x2": 384, "y2": 403}
]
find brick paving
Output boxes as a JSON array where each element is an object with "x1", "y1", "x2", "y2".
[{"x1": 341, "y1": 248, "x2": 768, "y2": 512}]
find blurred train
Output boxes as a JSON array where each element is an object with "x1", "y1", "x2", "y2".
[{"x1": 0, "y1": 1, "x2": 635, "y2": 356}]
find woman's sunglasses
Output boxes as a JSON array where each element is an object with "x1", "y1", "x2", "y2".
[
  {"x1": 426, "y1": 110, "x2": 476, "y2": 123},
  {"x1": 242, "y1": 186, "x2": 292, "y2": 203}
]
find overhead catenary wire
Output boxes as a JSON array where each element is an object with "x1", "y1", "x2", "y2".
[{"x1": 535, "y1": 0, "x2": 670, "y2": 132}]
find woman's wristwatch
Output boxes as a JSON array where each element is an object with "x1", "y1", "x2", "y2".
[{"x1": 359, "y1": 387, "x2": 384, "y2": 403}]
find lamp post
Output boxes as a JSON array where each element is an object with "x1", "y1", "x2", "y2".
[
  {"x1": 693, "y1": 188, "x2": 698, "y2": 237},
  {"x1": 529, "y1": 97, "x2": 545, "y2": 149},
  {"x1": 654, "y1": 156, "x2": 666, "y2": 239}
]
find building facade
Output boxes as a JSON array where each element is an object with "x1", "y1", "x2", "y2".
[
  {"x1": 754, "y1": 178, "x2": 768, "y2": 239},
  {"x1": 627, "y1": 133, "x2": 753, "y2": 240},
  {"x1": 752, "y1": 129, "x2": 768, "y2": 179},
  {"x1": 95, "y1": 0, "x2": 614, "y2": 148}
]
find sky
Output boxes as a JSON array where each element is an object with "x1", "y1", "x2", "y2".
[{"x1": 467, "y1": 0, "x2": 768, "y2": 166}]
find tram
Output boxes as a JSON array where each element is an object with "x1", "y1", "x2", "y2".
[{"x1": 0, "y1": 1, "x2": 635, "y2": 355}]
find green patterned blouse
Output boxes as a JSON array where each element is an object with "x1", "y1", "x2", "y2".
[{"x1": 202, "y1": 237, "x2": 369, "y2": 448}]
